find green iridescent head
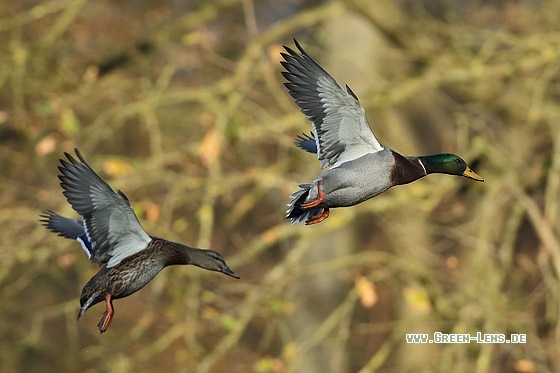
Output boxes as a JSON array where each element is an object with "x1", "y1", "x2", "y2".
[{"x1": 419, "y1": 154, "x2": 484, "y2": 181}]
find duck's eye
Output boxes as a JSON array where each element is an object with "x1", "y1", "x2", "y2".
[{"x1": 455, "y1": 159, "x2": 461, "y2": 164}]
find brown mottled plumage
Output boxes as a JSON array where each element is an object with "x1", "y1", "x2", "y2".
[{"x1": 40, "y1": 150, "x2": 238, "y2": 333}]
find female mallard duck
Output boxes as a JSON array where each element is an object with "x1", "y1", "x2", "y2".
[
  {"x1": 40, "y1": 150, "x2": 239, "y2": 333},
  {"x1": 281, "y1": 40, "x2": 484, "y2": 225}
]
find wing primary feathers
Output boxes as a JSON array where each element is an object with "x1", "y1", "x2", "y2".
[
  {"x1": 54, "y1": 149, "x2": 152, "y2": 267},
  {"x1": 281, "y1": 39, "x2": 384, "y2": 169},
  {"x1": 345, "y1": 85, "x2": 359, "y2": 101}
]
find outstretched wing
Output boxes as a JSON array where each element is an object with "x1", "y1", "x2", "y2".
[
  {"x1": 281, "y1": 39, "x2": 384, "y2": 169},
  {"x1": 58, "y1": 150, "x2": 151, "y2": 267}
]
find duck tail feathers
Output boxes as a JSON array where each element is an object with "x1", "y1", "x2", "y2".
[{"x1": 286, "y1": 184, "x2": 324, "y2": 224}]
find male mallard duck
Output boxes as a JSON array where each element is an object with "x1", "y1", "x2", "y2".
[
  {"x1": 40, "y1": 150, "x2": 239, "y2": 333},
  {"x1": 281, "y1": 40, "x2": 484, "y2": 225}
]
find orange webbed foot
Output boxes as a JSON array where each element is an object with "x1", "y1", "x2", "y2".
[
  {"x1": 98, "y1": 294, "x2": 114, "y2": 333},
  {"x1": 305, "y1": 208, "x2": 330, "y2": 225},
  {"x1": 301, "y1": 180, "x2": 325, "y2": 209}
]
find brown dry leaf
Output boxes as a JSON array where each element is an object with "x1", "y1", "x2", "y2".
[
  {"x1": 198, "y1": 129, "x2": 222, "y2": 167},
  {"x1": 0, "y1": 110, "x2": 8, "y2": 124},
  {"x1": 261, "y1": 226, "x2": 279, "y2": 245},
  {"x1": 514, "y1": 359, "x2": 535, "y2": 372},
  {"x1": 355, "y1": 276, "x2": 378, "y2": 308},
  {"x1": 137, "y1": 313, "x2": 155, "y2": 329},
  {"x1": 56, "y1": 252, "x2": 76, "y2": 269},
  {"x1": 35, "y1": 134, "x2": 57, "y2": 156},
  {"x1": 143, "y1": 201, "x2": 160, "y2": 224},
  {"x1": 267, "y1": 43, "x2": 284, "y2": 60},
  {"x1": 446, "y1": 255, "x2": 459, "y2": 269},
  {"x1": 103, "y1": 158, "x2": 133, "y2": 177}
]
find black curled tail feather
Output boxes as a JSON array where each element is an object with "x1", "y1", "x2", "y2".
[{"x1": 286, "y1": 184, "x2": 324, "y2": 224}]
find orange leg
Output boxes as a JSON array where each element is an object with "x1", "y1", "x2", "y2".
[
  {"x1": 301, "y1": 180, "x2": 325, "y2": 209},
  {"x1": 98, "y1": 294, "x2": 114, "y2": 333},
  {"x1": 305, "y1": 208, "x2": 330, "y2": 225}
]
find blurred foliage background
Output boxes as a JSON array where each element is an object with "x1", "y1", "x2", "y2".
[{"x1": 1, "y1": 0, "x2": 559, "y2": 372}]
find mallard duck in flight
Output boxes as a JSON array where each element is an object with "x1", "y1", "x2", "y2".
[
  {"x1": 40, "y1": 150, "x2": 239, "y2": 333},
  {"x1": 281, "y1": 40, "x2": 483, "y2": 225}
]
